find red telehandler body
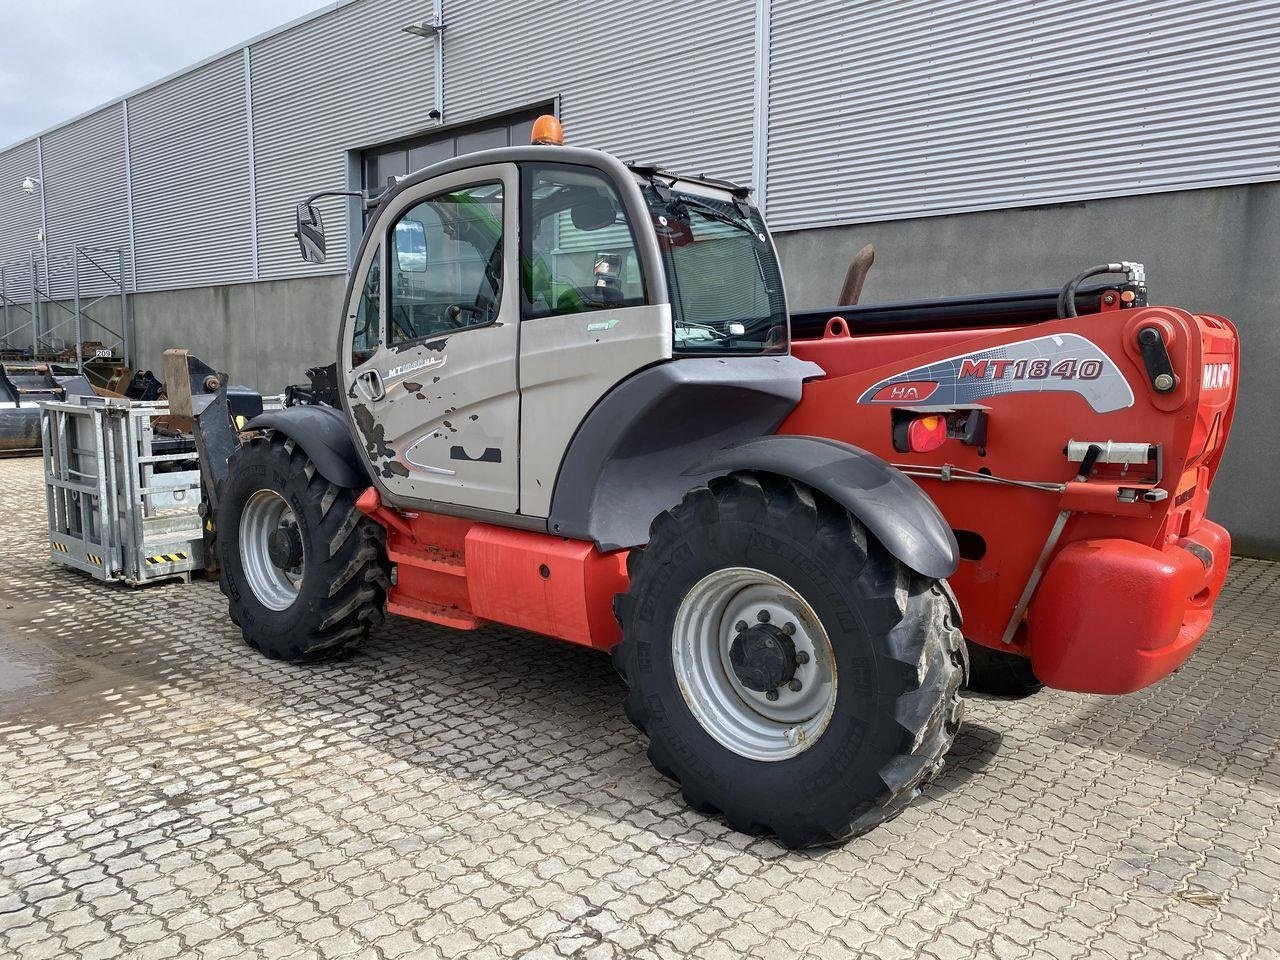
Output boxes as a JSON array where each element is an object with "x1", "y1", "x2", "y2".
[{"x1": 786, "y1": 289, "x2": 1238, "y2": 695}]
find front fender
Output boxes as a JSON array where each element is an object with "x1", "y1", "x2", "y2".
[
  {"x1": 247, "y1": 405, "x2": 368, "y2": 489},
  {"x1": 689, "y1": 435, "x2": 959, "y2": 580}
]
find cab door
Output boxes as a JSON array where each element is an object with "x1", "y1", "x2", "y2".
[{"x1": 341, "y1": 164, "x2": 520, "y2": 513}]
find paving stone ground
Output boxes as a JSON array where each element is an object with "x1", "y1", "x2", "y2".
[{"x1": 1, "y1": 454, "x2": 1278, "y2": 959}]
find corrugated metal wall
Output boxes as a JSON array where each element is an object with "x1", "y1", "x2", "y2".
[
  {"x1": 766, "y1": 0, "x2": 1280, "y2": 229},
  {"x1": 128, "y1": 53, "x2": 254, "y2": 291},
  {"x1": 444, "y1": 0, "x2": 758, "y2": 186},
  {"x1": 251, "y1": 0, "x2": 438, "y2": 281},
  {"x1": 2, "y1": 0, "x2": 1280, "y2": 293},
  {"x1": 0, "y1": 141, "x2": 42, "y2": 274},
  {"x1": 41, "y1": 105, "x2": 131, "y2": 298}
]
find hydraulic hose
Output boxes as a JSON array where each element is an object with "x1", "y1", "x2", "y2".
[{"x1": 1057, "y1": 263, "x2": 1124, "y2": 319}]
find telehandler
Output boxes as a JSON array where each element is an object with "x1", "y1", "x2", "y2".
[{"x1": 178, "y1": 115, "x2": 1238, "y2": 848}]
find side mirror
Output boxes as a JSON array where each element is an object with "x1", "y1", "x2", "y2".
[
  {"x1": 394, "y1": 218, "x2": 428, "y2": 273},
  {"x1": 295, "y1": 201, "x2": 326, "y2": 263}
]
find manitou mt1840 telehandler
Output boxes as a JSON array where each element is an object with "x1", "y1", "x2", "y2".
[{"x1": 175, "y1": 115, "x2": 1238, "y2": 848}]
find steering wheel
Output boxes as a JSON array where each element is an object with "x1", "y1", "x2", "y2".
[{"x1": 445, "y1": 302, "x2": 490, "y2": 328}]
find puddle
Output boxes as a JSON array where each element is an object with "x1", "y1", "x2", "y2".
[
  {"x1": 0, "y1": 658, "x2": 58, "y2": 695},
  {"x1": 0, "y1": 646, "x2": 91, "y2": 698}
]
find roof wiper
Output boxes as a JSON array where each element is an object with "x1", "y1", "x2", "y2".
[{"x1": 670, "y1": 195, "x2": 758, "y2": 236}]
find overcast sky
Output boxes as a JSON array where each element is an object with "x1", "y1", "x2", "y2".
[{"x1": 0, "y1": 0, "x2": 328, "y2": 149}]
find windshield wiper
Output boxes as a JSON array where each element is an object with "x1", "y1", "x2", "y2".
[{"x1": 668, "y1": 195, "x2": 759, "y2": 236}]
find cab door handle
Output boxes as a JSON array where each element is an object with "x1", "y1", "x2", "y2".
[{"x1": 356, "y1": 369, "x2": 385, "y2": 402}]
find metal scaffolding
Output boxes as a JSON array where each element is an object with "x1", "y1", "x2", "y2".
[{"x1": 0, "y1": 246, "x2": 131, "y2": 370}]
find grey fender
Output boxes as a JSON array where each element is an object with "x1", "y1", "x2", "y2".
[
  {"x1": 548, "y1": 355, "x2": 825, "y2": 551},
  {"x1": 247, "y1": 405, "x2": 369, "y2": 490},
  {"x1": 689, "y1": 435, "x2": 959, "y2": 580}
]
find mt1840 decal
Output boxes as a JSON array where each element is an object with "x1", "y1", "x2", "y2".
[{"x1": 858, "y1": 333, "x2": 1135, "y2": 414}]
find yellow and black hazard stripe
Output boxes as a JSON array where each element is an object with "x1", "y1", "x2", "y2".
[
  {"x1": 52, "y1": 542, "x2": 69, "y2": 554},
  {"x1": 145, "y1": 551, "x2": 189, "y2": 566},
  {"x1": 87, "y1": 553, "x2": 102, "y2": 565}
]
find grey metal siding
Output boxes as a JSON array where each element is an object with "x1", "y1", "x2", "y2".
[
  {"x1": 250, "y1": 0, "x2": 439, "y2": 281},
  {"x1": 445, "y1": 0, "x2": 758, "y2": 187},
  {"x1": 767, "y1": 0, "x2": 1280, "y2": 230},
  {"x1": 0, "y1": 141, "x2": 43, "y2": 271},
  {"x1": 41, "y1": 105, "x2": 131, "y2": 298},
  {"x1": 128, "y1": 53, "x2": 254, "y2": 291}
]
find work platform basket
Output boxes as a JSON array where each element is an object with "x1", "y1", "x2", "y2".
[{"x1": 40, "y1": 396, "x2": 204, "y2": 585}]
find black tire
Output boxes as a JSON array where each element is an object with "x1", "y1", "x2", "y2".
[
  {"x1": 218, "y1": 432, "x2": 389, "y2": 661},
  {"x1": 612, "y1": 472, "x2": 966, "y2": 848},
  {"x1": 964, "y1": 640, "x2": 1043, "y2": 698}
]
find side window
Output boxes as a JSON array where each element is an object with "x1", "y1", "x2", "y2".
[
  {"x1": 351, "y1": 244, "x2": 381, "y2": 366},
  {"x1": 523, "y1": 165, "x2": 645, "y2": 319},
  {"x1": 388, "y1": 182, "x2": 504, "y2": 345}
]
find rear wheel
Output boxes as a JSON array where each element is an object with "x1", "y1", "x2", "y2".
[
  {"x1": 218, "y1": 433, "x2": 389, "y2": 661},
  {"x1": 613, "y1": 472, "x2": 966, "y2": 848},
  {"x1": 964, "y1": 640, "x2": 1043, "y2": 698}
]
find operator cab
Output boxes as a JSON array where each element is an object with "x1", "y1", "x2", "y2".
[{"x1": 291, "y1": 117, "x2": 803, "y2": 524}]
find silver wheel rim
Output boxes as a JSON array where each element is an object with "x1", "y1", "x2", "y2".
[
  {"x1": 239, "y1": 489, "x2": 304, "y2": 611},
  {"x1": 671, "y1": 567, "x2": 838, "y2": 762}
]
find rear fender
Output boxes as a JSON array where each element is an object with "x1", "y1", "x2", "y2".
[
  {"x1": 248, "y1": 406, "x2": 368, "y2": 489},
  {"x1": 689, "y1": 435, "x2": 959, "y2": 580}
]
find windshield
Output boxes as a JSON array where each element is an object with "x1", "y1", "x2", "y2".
[{"x1": 642, "y1": 184, "x2": 788, "y2": 355}]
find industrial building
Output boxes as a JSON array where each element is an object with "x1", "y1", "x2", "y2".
[{"x1": 0, "y1": 0, "x2": 1277, "y2": 554}]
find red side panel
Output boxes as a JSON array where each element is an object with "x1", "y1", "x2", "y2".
[
  {"x1": 466, "y1": 527, "x2": 627, "y2": 650},
  {"x1": 356, "y1": 488, "x2": 626, "y2": 649}
]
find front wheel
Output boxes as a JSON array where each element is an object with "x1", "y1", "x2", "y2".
[
  {"x1": 613, "y1": 473, "x2": 966, "y2": 848},
  {"x1": 218, "y1": 433, "x2": 390, "y2": 661}
]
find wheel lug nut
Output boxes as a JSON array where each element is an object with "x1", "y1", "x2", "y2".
[
  {"x1": 795, "y1": 650, "x2": 810, "y2": 665},
  {"x1": 788, "y1": 678, "x2": 803, "y2": 692},
  {"x1": 735, "y1": 620, "x2": 748, "y2": 633},
  {"x1": 765, "y1": 689, "x2": 779, "y2": 701},
  {"x1": 782, "y1": 621, "x2": 796, "y2": 636},
  {"x1": 756, "y1": 610, "x2": 771, "y2": 623}
]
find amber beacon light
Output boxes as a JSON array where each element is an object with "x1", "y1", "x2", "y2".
[{"x1": 531, "y1": 115, "x2": 564, "y2": 145}]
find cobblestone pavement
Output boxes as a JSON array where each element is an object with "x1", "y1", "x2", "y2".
[{"x1": 1, "y1": 455, "x2": 1278, "y2": 960}]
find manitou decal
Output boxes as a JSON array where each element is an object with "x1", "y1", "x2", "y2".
[
  {"x1": 859, "y1": 333, "x2": 1135, "y2": 414},
  {"x1": 1203, "y1": 362, "x2": 1232, "y2": 391}
]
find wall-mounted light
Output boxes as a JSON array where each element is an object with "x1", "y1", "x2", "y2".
[
  {"x1": 402, "y1": 15, "x2": 444, "y2": 37},
  {"x1": 22, "y1": 176, "x2": 41, "y2": 194},
  {"x1": 403, "y1": 9, "x2": 445, "y2": 126}
]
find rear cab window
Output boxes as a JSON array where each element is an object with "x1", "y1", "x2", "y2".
[{"x1": 640, "y1": 180, "x2": 788, "y2": 355}]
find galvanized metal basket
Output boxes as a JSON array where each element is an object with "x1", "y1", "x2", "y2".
[{"x1": 40, "y1": 396, "x2": 204, "y2": 585}]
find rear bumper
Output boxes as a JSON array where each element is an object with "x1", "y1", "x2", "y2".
[{"x1": 1026, "y1": 521, "x2": 1231, "y2": 694}]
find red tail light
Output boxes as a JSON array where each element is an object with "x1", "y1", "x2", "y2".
[{"x1": 907, "y1": 415, "x2": 948, "y2": 453}]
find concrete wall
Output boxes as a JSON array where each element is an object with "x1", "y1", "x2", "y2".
[
  {"x1": 774, "y1": 182, "x2": 1279, "y2": 558},
  {"x1": 125, "y1": 274, "x2": 346, "y2": 394}
]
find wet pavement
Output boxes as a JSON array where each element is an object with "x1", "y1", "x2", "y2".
[{"x1": 1, "y1": 453, "x2": 1278, "y2": 960}]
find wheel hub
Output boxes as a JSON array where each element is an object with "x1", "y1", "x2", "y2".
[
  {"x1": 671, "y1": 567, "x2": 838, "y2": 762},
  {"x1": 239, "y1": 489, "x2": 305, "y2": 611},
  {"x1": 267, "y1": 524, "x2": 303, "y2": 569},
  {"x1": 729, "y1": 623, "x2": 797, "y2": 692}
]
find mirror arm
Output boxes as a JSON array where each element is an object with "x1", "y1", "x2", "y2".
[{"x1": 303, "y1": 189, "x2": 379, "y2": 213}]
